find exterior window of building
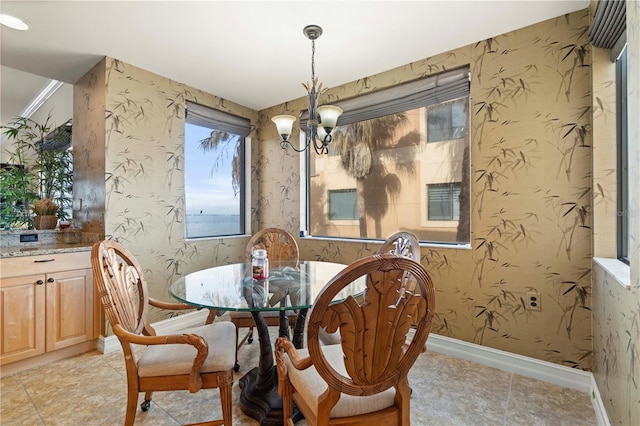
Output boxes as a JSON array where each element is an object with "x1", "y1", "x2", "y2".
[
  {"x1": 616, "y1": 46, "x2": 629, "y2": 264},
  {"x1": 305, "y1": 66, "x2": 471, "y2": 244},
  {"x1": 428, "y1": 183, "x2": 461, "y2": 221},
  {"x1": 184, "y1": 102, "x2": 248, "y2": 238},
  {"x1": 427, "y1": 98, "x2": 467, "y2": 142},
  {"x1": 328, "y1": 189, "x2": 357, "y2": 220}
]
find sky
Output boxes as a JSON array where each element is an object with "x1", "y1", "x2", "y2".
[{"x1": 184, "y1": 123, "x2": 239, "y2": 216}]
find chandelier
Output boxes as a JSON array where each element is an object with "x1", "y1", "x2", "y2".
[{"x1": 271, "y1": 25, "x2": 343, "y2": 155}]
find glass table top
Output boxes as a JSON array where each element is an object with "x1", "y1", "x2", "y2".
[{"x1": 170, "y1": 260, "x2": 365, "y2": 312}]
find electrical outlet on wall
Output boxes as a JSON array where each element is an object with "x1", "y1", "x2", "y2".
[{"x1": 526, "y1": 291, "x2": 541, "y2": 311}]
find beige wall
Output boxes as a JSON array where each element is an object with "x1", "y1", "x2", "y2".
[{"x1": 591, "y1": 0, "x2": 640, "y2": 424}]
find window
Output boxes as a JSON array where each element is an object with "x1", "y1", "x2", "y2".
[
  {"x1": 427, "y1": 98, "x2": 467, "y2": 142},
  {"x1": 306, "y1": 67, "x2": 470, "y2": 244},
  {"x1": 184, "y1": 102, "x2": 249, "y2": 238},
  {"x1": 428, "y1": 183, "x2": 461, "y2": 221},
  {"x1": 616, "y1": 46, "x2": 629, "y2": 264},
  {"x1": 329, "y1": 189, "x2": 357, "y2": 220}
]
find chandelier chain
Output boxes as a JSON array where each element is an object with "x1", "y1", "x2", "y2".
[{"x1": 311, "y1": 39, "x2": 316, "y2": 85}]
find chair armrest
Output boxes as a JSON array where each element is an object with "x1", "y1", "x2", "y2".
[
  {"x1": 149, "y1": 297, "x2": 195, "y2": 311},
  {"x1": 275, "y1": 336, "x2": 313, "y2": 371},
  {"x1": 112, "y1": 324, "x2": 209, "y2": 393},
  {"x1": 275, "y1": 336, "x2": 313, "y2": 398}
]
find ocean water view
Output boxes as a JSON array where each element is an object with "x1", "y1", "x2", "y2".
[{"x1": 186, "y1": 214, "x2": 241, "y2": 238}]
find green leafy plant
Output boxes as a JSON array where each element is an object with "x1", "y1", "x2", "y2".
[
  {"x1": 0, "y1": 163, "x2": 37, "y2": 229},
  {"x1": 1, "y1": 115, "x2": 72, "y2": 229}
]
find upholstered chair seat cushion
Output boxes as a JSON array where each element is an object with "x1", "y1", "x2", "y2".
[
  {"x1": 137, "y1": 321, "x2": 236, "y2": 377},
  {"x1": 318, "y1": 327, "x2": 341, "y2": 346},
  {"x1": 283, "y1": 344, "x2": 396, "y2": 418}
]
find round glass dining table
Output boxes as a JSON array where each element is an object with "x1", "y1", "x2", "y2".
[
  {"x1": 169, "y1": 260, "x2": 364, "y2": 425},
  {"x1": 169, "y1": 260, "x2": 361, "y2": 314}
]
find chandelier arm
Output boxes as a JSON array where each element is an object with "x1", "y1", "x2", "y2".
[
  {"x1": 281, "y1": 133, "x2": 312, "y2": 153},
  {"x1": 313, "y1": 141, "x2": 328, "y2": 155},
  {"x1": 311, "y1": 129, "x2": 329, "y2": 155}
]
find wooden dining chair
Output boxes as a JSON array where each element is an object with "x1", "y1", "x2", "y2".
[
  {"x1": 376, "y1": 231, "x2": 427, "y2": 352},
  {"x1": 230, "y1": 228, "x2": 300, "y2": 352},
  {"x1": 377, "y1": 230, "x2": 421, "y2": 260},
  {"x1": 319, "y1": 231, "x2": 421, "y2": 346},
  {"x1": 92, "y1": 240, "x2": 236, "y2": 426},
  {"x1": 275, "y1": 253, "x2": 435, "y2": 425}
]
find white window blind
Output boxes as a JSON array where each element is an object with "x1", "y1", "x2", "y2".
[{"x1": 301, "y1": 66, "x2": 470, "y2": 128}]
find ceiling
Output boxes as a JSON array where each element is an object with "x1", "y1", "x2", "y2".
[{"x1": 1, "y1": 0, "x2": 590, "y2": 126}]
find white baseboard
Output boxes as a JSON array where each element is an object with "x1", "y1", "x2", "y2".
[
  {"x1": 426, "y1": 334, "x2": 591, "y2": 391},
  {"x1": 425, "y1": 334, "x2": 610, "y2": 425},
  {"x1": 97, "y1": 314, "x2": 609, "y2": 425}
]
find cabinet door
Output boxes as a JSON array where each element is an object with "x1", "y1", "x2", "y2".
[
  {"x1": 45, "y1": 269, "x2": 94, "y2": 352},
  {"x1": 0, "y1": 274, "x2": 46, "y2": 365}
]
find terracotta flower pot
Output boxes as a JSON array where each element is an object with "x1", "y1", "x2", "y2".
[{"x1": 34, "y1": 215, "x2": 58, "y2": 230}]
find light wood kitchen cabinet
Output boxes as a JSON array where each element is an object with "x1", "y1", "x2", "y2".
[
  {"x1": 0, "y1": 273, "x2": 45, "y2": 364},
  {"x1": 0, "y1": 250, "x2": 97, "y2": 373}
]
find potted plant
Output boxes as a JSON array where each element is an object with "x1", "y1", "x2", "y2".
[
  {"x1": 0, "y1": 115, "x2": 72, "y2": 229},
  {"x1": 32, "y1": 197, "x2": 59, "y2": 230},
  {"x1": 0, "y1": 163, "x2": 38, "y2": 229}
]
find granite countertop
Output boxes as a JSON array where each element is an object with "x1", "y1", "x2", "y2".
[
  {"x1": 0, "y1": 242, "x2": 94, "y2": 258},
  {"x1": 0, "y1": 229, "x2": 99, "y2": 258}
]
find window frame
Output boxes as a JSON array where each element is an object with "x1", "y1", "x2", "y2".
[
  {"x1": 328, "y1": 188, "x2": 358, "y2": 221},
  {"x1": 183, "y1": 103, "x2": 251, "y2": 240},
  {"x1": 616, "y1": 46, "x2": 629, "y2": 265},
  {"x1": 426, "y1": 98, "x2": 468, "y2": 143},
  {"x1": 426, "y1": 182, "x2": 462, "y2": 222}
]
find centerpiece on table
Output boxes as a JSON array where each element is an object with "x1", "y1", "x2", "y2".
[{"x1": 33, "y1": 198, "x2": 59, "y2": 230}]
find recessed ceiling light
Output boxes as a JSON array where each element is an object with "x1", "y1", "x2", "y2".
[{"x1": 0, "y1": 14, "x2": 29, "y2": 30}]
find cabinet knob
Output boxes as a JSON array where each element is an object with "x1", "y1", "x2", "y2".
[
  {"x1": 47, "y1": 277, "x2": 55, "y2": 283},
  {"x1": 36, "y1": 279, "x2": 44, "y2": 285}
]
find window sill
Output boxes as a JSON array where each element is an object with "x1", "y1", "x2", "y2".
[
  {"x1": 593, "y1": 257, "x2": 630, "y2": 289},
  {"x1": 185, "y1": 234, "x2": 249, "y2": 242},
  {"x1": 300, "y1": 234, "x2": 471, "y2": 250}
]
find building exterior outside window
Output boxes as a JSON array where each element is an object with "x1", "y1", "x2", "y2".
[{"x1": 308, "y1": 96, "x2": 470, "y2": 244}]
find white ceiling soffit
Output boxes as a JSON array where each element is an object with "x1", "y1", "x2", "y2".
[{"x1": 1, "y1": 1, "x2": 590, "y2": 112}]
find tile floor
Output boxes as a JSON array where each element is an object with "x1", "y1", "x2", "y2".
[{"x1": 1, "y1": 326, "x2": 599, "y2": 426}]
